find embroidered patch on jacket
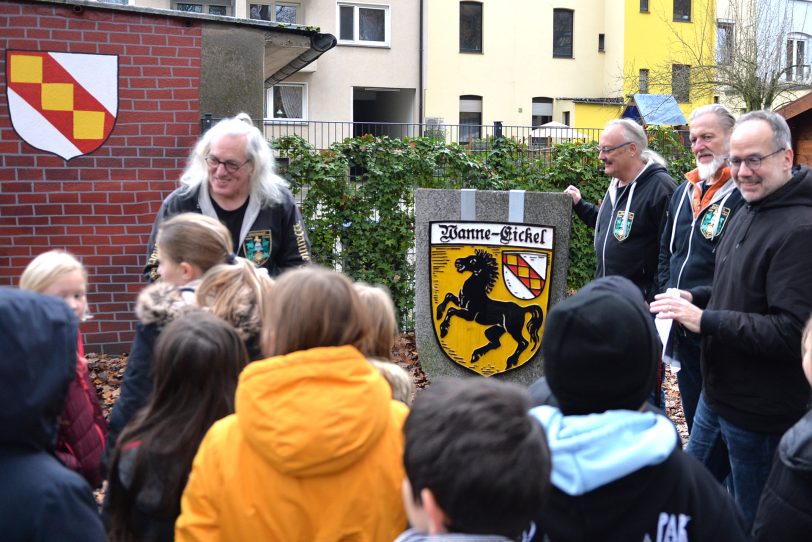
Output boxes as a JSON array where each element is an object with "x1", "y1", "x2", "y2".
[
  {"x1": 700, "y1": 205, "x2": 731, "y2": 240},
  {"x1": 243, "y1": 230, "x2": 272, "y2": 266},
  {"x1": 613, "y1": 211, "x2": 635, "y2": 241}
]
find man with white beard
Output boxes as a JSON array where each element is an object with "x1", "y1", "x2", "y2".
[{"x1": 657, "y1": 104, "x2": 744, "y2": 434}]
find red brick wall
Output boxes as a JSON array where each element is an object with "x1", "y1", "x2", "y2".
[{"x1": 0, "y1": 1, "x2": 202, "y2": 352}]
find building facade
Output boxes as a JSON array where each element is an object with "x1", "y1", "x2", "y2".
[{"x1": 424, "y1": 0, "x2": 715, "y2": 132}]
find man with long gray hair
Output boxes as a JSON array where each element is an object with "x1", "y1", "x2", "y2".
[
  {"x1": 145, "y1": 113, "x2": 310, "y2": 280},
  {"x1": 657, "y1": 104, "x2": 745, "y2": 433},
  {"x1": 564, "y1": 119, "x2": 677, "y2": 303},
  {"x1": 651, "y1": 110, "x2": 812, "y2": 528}
]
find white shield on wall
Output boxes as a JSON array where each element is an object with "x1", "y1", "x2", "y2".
[{"x1": 6, "y1": 50, "x2": 118, "y2": 160}]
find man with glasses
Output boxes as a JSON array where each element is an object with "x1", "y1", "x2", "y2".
[
  {"x1": 651, "y1": 110, "x2": 812, "y2": 529},
  {"x1": 657, "y1": 104, "x2": 744, "y2": 434},
  {"x1": 145, "y1": 113, "x2": 310, "y2": 280},
  {"x1": 564, "y1": 119, "x2": 677, "y2": 303}
]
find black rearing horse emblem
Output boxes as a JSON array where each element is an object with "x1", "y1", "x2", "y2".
[{"x1": 436, "y1": 249, "x2": 544, "y2": 369}]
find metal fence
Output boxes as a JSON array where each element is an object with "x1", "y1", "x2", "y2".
[{"x1": 259, "y1": 120, "x2": 605, "y2": 154}]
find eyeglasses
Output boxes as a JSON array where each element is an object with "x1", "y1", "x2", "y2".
[
  {"x1": 729, "y1": 149, "x2": 784, "y2": 171},
  {"x1": 598, "y1": 141, "x2": 633, "y2": 154},
  {"x1": 205, "y1": 155, "x2": 251, "y2": 173}
]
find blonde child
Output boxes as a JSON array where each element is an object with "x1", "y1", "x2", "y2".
[
  {"x1": 176, "y1": 267, "x2": 408, "y2": 541},
  {"x1": 20, "y1": 250, "x2": 107, "y2": 488},
  {"x1": 196, "y1": 256, "x2": 274, "y2": 361},
  {"x1": 752, "y1": 316, "x2": 812, "y2": 540},
  {"x1": 354, "y1": 282, "x2": 415, "y2": 405},
  {"x1": 105, "y1": 213, "x2": 233, "y2": 461}
]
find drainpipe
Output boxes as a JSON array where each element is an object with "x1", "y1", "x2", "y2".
[{"x1": 419, "y1": 0, "x2": 424, "y2": 132}]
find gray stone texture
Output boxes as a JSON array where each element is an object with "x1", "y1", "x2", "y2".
[
  {"x1": 201, "y1": 25, "x2": 266, "y2": 123},
  {"x1": 415, "y1": 188, "x2": 572, "y2": 385}
]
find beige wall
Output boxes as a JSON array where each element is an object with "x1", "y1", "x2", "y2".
[
  {"x1": 425, "y1": 0, "x2": 621, "y2": 127},
  {"x1": 280, "y1": 0, "x2": 420, "y2": 123}
]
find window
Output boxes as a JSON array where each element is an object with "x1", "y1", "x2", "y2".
[
  {"x1": 716, "y1": 22, "x2": 734, "y2": 65},
  {"x1": 532, "y1": 97, "x2": 553, "y2": 127},
  {"x1": 553, "y1": 9, "x2": 573, "y2": 58},
  {"x1": 338, "y1": 3, "x2": 389, "y2": 46},
  {"x1": 250, "y1": 2, "x2": 299, "y2": 23},
  {"x1": 460, "y1": 2, "x2": 483, "y2": 53},
  {"x1": 674, "y1": 0, "x2": 690, "y2": 21},
  {"x1": 267, "y1": 83, "x2": 307, "y2": 121},
  {"x1": 672, "y1": 64, "x2": 691, "y2": 102},
  {"x1": 459, "y1": 95, "x2": 482, "y2": 142},
  {"x1": 598, "y1": 33, "x2": 605, "y2": 52},
  {"x1": 787, "y1": 36, "x2": 809, "y2": 81},
  {"x1": 175, "y1": 2, "x2": 227, "y2": 15},
  {"x1": 640, "y1": 0, "x2": 649, "y2": 12},
  {"x1": 562, "y1": 111, "x2": 570, "y2": 126},
  {"x1": 639, "y1": 69, "x2": 649, "y2": 94}
]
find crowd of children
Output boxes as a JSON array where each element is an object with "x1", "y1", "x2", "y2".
[{"x1": 1, "y1": 208, "x2": 811, "y2": 540}]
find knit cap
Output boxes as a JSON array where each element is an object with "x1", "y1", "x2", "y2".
[{"x1": 542, "y1": 276, "x2": 660, "y2": 415}]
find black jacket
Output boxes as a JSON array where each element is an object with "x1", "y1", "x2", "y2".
[
  {"x1": 657, "y1": 168, "x2": 745, "y2": 292},
  {"x1": 145, "y1": 184, "x2": 310, "y2": 281},
  {"x1": 752, "y1": 409, "x2": 812, "y2": 541},
  {"x1": 693, "y1": 166, "x2": 812, "y2": 433},
  {"x1": 529, "y1": 404, "x2": 748, "y2": 542},
  {"x1": 0, "y1": 288, "x2": 106, "y2": 542},
  {"x1": 574, "y1": 162, "x2": 676, "y2": 302},
  {"x1": 104, "y1": 282, "x2": 198, "y2": 471}
]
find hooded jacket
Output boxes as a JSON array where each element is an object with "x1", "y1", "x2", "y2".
[
  {"x1": 693, "y1": 166, "x2": 812, "y2": 433},
  {"x1": 144, "y1": 183, "x2": 310, "y2": 281},
  {"x1": 104, "y1": 281, "x2": 199, "y2": 468},
  {"x1": 0, "y1": 288, "x2": 106, "y2": 542},
  {"x1": 529, "y1": 406, "x2": 748, "y2": 542},
  {"x1": 55, "y1": 342, "x2": 108, "y2": 489},
  {"x1": 573, "y1": 161, "x2": 676, "y2": 302},
  {"x1": 657, "y1": 167, "x2": 745, "y2": 292},
  {"x1": 752, "y1": 409, "x2": 812, "y2": 541},
  {"x1": 175, "y1": 345, "x2": 409, "y2": 542}
]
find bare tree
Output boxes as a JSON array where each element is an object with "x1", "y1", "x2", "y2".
[{"x1": 620, "y1": 0, "x2": 810, "y2": 111}]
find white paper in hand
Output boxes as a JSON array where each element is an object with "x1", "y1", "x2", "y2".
[{"x1": 656, "y1": 288, "x2": 682, "y2": 372}]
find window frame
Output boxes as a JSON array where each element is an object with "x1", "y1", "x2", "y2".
[
  {"x1": 531, "y1": 97, "x2": 553, "y2": 127},
  {"x1": 553, "y1": 8, "x2": 574, "y2": 59},
  {"x1": 174, "y1": 2, "x2": 229, "y2": 15},
  {"x1": 459, "y1": 94, "x2": 483, "y2": 143},
  {"x1": 672, "y1": 64, "x2": 691, "y2": 103},
  {"x1": 249, "y1": 2, "x2": 301, "y2": 24},
  {"x1": 673, "y1": 0, "x2": 691, "y2": 22},
  {"x1": 716, "y1": 21, "x2": 734, "y2": 66},
  {"x1": 337, "y1": 2, "x2": 391, "y2": 48},
  {"x1": 639, "y1": 68, "x2": 649, "y2": 94},
  {"x1": 787, "y1": 34, "x2": 810, "y2": 82},
  {"x1": 459, "y1": 1, "x2": 483, "y2": 54},
  {"x1": 266, "y1": 82, "x2": 308, "y2": 122}
]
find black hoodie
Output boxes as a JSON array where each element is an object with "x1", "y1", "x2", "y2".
[
  {"x1": 692, "y1": 166, "x2": 812, "y2": 433},
  {"x1": 0, "y1": 288, "x2": 105, "y2": 542},
  {"x1": 573, "y1": 162, "x2": 677, "y2": 302}
]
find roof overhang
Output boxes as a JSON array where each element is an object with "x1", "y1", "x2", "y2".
[{"x1": 29, "y1": 0, "x2": 336, "y2": 85}]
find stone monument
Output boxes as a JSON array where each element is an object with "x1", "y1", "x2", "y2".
[{"x1": 415, "y1": 188, "x2": 572, "y2": 384}]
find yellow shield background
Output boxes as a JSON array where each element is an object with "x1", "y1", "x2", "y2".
[{"x1": 430, "y1": 222, "x2": 553, "y2": 376}]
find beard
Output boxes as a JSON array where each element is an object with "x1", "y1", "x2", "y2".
[{"x1": 696, "y1": 153, "x2": 727, "y2": 182}]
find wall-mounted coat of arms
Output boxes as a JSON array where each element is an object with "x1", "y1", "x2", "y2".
[{"x1": 430, "y1": 221, "x2": 554, "y2": 376}]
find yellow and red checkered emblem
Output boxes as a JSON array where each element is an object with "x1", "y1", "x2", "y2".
[{"x1": 6, "y1": 50, "x2": 118, "y2": 160}]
